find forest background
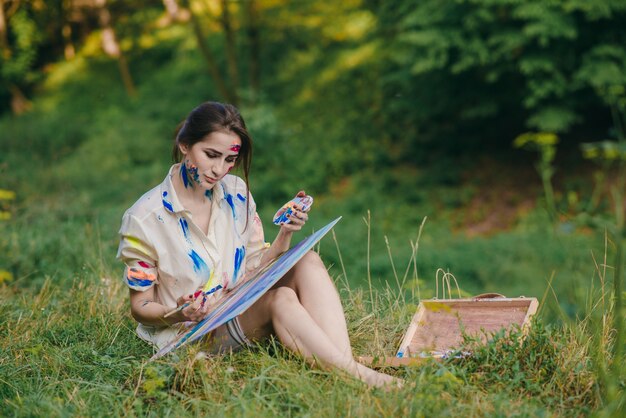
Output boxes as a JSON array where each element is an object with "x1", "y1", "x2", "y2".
[{"x1": 0, "y1": 0, "x2": 625, "y2": 416}]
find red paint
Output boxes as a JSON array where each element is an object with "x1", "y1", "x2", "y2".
[
  {"x1": 138, "y1": 261, "x2": 152, "y2": 269},
  {"x1": 230, "y1": 144, "x2": 241, "y2": 152}
]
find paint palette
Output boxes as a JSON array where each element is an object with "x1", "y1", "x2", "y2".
[{"x1": 272, "y1": 195, "x2": 314, "y2": 225}]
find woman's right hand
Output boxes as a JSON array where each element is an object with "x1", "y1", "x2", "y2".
[{"x1": 175, "y1": 292, "x2": 212, "y2": 323}]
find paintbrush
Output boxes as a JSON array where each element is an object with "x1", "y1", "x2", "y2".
[{"x1": 164, "y1": 284, "x2": 223, "y2": 318}]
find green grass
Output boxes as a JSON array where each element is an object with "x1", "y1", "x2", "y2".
[{"x1": 0, "y1": 256, "x2": 620, "y2": 416}]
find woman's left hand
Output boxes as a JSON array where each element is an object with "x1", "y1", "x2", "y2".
[{"x1": 279, "y1": 190, "x2": 310, "y2": 232}]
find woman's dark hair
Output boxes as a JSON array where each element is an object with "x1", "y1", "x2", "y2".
[
  {"x1": 173, "y1": 101, "x2": 253, "y2": 192},
  {"x1": 173, "y1": 101, "x2": 253, "y2": 229}
]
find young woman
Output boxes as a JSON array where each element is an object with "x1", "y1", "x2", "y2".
[{"x1": 117, "y1": 101, "x2": 398, "y2": 388}]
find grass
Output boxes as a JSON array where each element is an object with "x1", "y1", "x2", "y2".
[{"x1": 0, "y1": 241, "x2": 620, "y2": 416}]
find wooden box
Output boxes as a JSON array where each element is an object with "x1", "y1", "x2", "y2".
[{"x1": 359, "y1": 295, "x2": 539, "y2": 367}]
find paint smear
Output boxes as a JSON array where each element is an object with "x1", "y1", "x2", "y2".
[
  {"x1": 230, "y1": 144, "x2": 241, "y2": 152},
  {"x1": 189, "y1": 249, "x2": 210, "y2": 275},
  {"x1": 179, "y1": 218, "x2": 191, "y2": 242},
  {"x1": 236, "y1": 193, "x2": 246, "y2": 203},
  {"x1": 205, "y1": 189, "x2": 213, "y2": 200},
  {"x1": 126, "y1": 267, "x2": 157, "y2": 287},
  {"x1": 127, "y1": 236, "x2": 150, "y2": 254},
  {"x1": 138, "y1": 261, "x2": 152, "y2": 269},
  {"x1": 180, "y1": 163, "x2": 190, "y2": 188},
  {"x1": 162, "y1": 191, "x2": 174, "y2": 213},
  {"x1": 233, "y1": 246, "x2": 245, "y2": 282},
  {"x1": 225, "y1": 193, "x2": 236, "y2": 219},
  {"x1": 188, "y1": 163, "x2": 200, "y2": 185}
]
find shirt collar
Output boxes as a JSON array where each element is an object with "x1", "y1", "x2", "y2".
[{"x1": 160, "y1": 164, "x2": 187, "y2": 214}]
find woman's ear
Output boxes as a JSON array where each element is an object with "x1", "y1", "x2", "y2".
[{"x1": 178, "y1": 143, "x2": 188, "y2": 156}]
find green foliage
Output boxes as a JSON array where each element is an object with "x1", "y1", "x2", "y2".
[
  {"x1": 0, "y1": 10, "x2": 41, "y2": 84},
  {"x1": 365, "y1": 0, "x2": 626, "y2": 151}
]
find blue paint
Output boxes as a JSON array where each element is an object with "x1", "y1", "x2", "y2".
[
  {"x1": 127, "y1": 277, "x2": 153, "y2": 287},
  {"x1": 180, "y1": 164, "x2": 190, "y2": 188},
  {"x1": 273, "y1": 209, "x2": 291, "y2": 225},
  {"x1": 162, "y1": 191, "x2": 174, "y2": 213},
  {"x1": 189, "y1": 250, "x2": 209, "y2": 275},
  {"x1": 205, "y1": 189, "x2": 213, "y2": 200},
  {"x1": 233, "y1": 246, "x2": 245, "y2": 282},
  {"x1": 236, "y1": 193, "x2": 246, "y2": 203},
  {"x1": 179, "y1": 218, "x2": 190, "y2": 241},
  {"x1": 205, "y1": 284, "x2": 222, "y2": 295},
  {"x1": 225, "y1": 193, "x2": 236, "y2": 219}
]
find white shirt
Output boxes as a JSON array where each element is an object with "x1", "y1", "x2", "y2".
[{"x1": 117, "y1": 164, "x2": 268, "y2": 348}]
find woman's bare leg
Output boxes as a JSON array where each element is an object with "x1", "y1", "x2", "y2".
[
  {"x1": 239, "y1": 282, "x2": 399, "y2": 388},
  {"x1": 275, "y1": 251, "x2": 353, "y2": 356}
]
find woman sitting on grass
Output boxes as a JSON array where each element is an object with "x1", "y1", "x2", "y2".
[{"x1": 117, "y1": 101, "x2": 399, "y2": 388}]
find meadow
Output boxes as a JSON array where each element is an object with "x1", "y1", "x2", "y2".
[{"x1": 1, "y1": 6, "x2": 625, "y2": 416}]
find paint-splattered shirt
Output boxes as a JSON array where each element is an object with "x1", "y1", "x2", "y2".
[{"x1": 116, "y1": 164, "x2": 268, "y2": 348}]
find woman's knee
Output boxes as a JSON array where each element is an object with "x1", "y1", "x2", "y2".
[
  {"x1": 299, "y1": 251, "x2": 323, "y2": 268},
  {"x1": 267, "y1": 286, "x2": 299, "y2": 315}
]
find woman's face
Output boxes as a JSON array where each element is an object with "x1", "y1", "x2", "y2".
[{"x1": 179, "y1": 131, "x2": 242, "y2": 190}]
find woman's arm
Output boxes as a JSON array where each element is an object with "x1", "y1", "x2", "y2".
[{"x1": 129, "y1": 287, "x2": 213, "y2": 326}]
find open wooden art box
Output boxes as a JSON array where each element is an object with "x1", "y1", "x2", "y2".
[{"x1": 359, "y1": 295, "x2": 539, "y2": 367}]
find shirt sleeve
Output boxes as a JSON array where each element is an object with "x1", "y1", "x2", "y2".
[{"x1": 117, "y1": 213, "x2": 159, "y2": 292}]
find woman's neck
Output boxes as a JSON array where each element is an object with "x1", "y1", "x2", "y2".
[{"x1": 172, "y1": 163, "x2": 213, "y2": 208}]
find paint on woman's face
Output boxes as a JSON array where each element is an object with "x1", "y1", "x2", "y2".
[
  {"x1": 182, "y1": 132, "x2": 242, "y2": 191},
  {"x1": 181, "y1": 159, "x2": 201, "y2": 188}
]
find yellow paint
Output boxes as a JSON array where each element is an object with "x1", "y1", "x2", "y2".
[
  {"x1": 202, "y1": 270, "x2": 219, "y2": 292},
  {"x1": 126, "y1": 236, "x2": 149, "y2": 254},
  {"x1": 423, "y1": 301, "x2": 453, "y2": 313}
]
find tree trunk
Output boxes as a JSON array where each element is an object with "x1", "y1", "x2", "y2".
[
  {"x1": 186, "y1": 0, "x2": 235, "y2": 104},
  {"x1": 161, "y1": 0, "x2": 189, "y2": 23},
  {"x1": 220, "y1": 0, "x2": 239, "y2": 105},
  {"x1": 0, "y1": 0, "x2": 9, "y2": 57},
  {"x1": 244, "y1": 0, "x2": 260, "y2": 99},
  {"x1": 95, "y1": 0, "x2": 136, "y2": 97},
  {"x1": 62, "y1": 23, "x2": 75, "y2": 60},
  {"x1": 9, "y1": 84, "x2": 31, "y2": 114}
]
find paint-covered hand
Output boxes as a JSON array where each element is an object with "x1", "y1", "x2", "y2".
[
  {"x1": 175, "y1": 292, "x2": 216, "y2": 323},
  {"x1": 277, "y1": 190, "x2": 311, "y2": 232}
]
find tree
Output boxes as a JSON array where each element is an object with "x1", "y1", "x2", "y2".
[
  {"x1": 95, "y1": 0, "x2": 136, "y2": 97},
  {"x1": 0, "y1": 0, "x2": 38, "y2": 114}
]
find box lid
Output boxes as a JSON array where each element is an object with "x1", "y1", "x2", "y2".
[
  {"x1": 359, "y1": 295, "x2": 538, "y2": 367},
  {"x1": 396, "y1": 296, "x2": 538, "y2": 358}
]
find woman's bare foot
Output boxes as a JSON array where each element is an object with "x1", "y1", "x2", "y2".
[{"x1": 356, "y1": 362, "x2": 404, "y2": 389}]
